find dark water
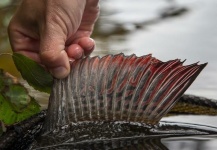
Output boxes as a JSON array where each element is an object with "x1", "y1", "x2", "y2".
[{"x1": 0, "y1": 0, "x2": 217, "y2": 149}]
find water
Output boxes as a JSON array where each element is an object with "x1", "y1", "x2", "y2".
[
  {"x1": 0, "y1": 0, "x2": 217, "y2": 149},
  {"x1": 94, "y1": 0, "x2": 217, "y2": 100},
  {"x1": 163, "y1": 136, "x2": 217, "y2": 150},
  {"x1": 92, "y1": 2, "x2": 217, "y2": 148}
]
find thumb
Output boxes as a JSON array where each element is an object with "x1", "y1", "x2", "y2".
[{"x1": 40, "y1": 32, "x2": 70, "y2": 79}]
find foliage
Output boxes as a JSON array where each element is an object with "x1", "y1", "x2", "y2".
[
  {"x1": 12, "y1": 53, "x2": 53, "y2": 94},
  {"x1": 0, "y1": 69, "x2": 40, "y2": 125},
  {"x1": 0, "y1": 52, "x2": 55, "y2": 133},
  {"x1": 0, "y1": 52, "x2": 54, "y2": 128}
]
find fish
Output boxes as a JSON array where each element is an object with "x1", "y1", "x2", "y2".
[
  {"x1": 1, "y1": 104, "x2": 217, "y2": 150},
  {"x1": 1, "y1": 53, "x2": 217, "y2": 150}
]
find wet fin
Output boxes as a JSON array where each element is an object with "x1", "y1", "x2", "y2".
[{"x1": 43, "y1": 54, "x2": 206, "y2": 132}]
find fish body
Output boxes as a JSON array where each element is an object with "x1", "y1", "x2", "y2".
[
  {"x1": 1, "y1": 95, "x2": 217, "y2": 149},
  {"x1": 1, "y1": 110, "x2": 217, "y2": 150},
  {"x1": 1, "y1": 54, "x2": 214, "y2": 150}
]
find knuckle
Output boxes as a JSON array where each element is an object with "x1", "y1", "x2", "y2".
[{"x1": 40, "y1": 50, "x2": 58, "y2": 65}]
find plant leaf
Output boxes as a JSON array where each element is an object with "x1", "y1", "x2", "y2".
[
  {"x1": 0, "y1": 94, "x2": 40, "y2": 125},
  {"x1": 0, "y1": 69, "x2": 41, "y2": 125},
  {"x1": 3, "y1": 84, "x2": 31, "y2": 112},
  {"x1": 12, "y1": 53, "x2": 53, "y2": 93}
]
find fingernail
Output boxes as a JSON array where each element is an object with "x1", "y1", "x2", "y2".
[
  {"x1": 50, "y1": 67, "x2": 69, "y2": 79},
  {"x1": 88, "y1": 38, "x2": 95, "y2": 51},
  {"x1": 69, "y1": 58, "x2": 75, "y2": 65}
]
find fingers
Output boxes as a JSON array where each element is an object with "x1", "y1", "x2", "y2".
[
  {"x1": 8, "y1": 16, "x2": 70, "y2": 79},
  {"x1": 78, "y1": 37, "x2": 95, "y2": 56},
  {"x1": 40, "y1": 31, "x2": 70, "y2": 79},
  {"x1": 8, "y1": 19, "x2": 42, "y2": 63},
  {"x1": 66, "y1": 37, "x2": 95, "y2": 60},
  {"x1": 38, "y1": 0, "x2": 89, "y2": 79},
  {"x1": 66, "y1": 44, "x2": 84, "y2": 60},
  {"x1": 40, "y1": 49, "x2": 70, "y2": 79},
  {"x1": 8, "y1": 0, "x2": 98, "y2": 80}
]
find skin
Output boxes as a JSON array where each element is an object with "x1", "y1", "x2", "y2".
[{"x1": 8, "y1": 0, "x2": 99, "y2": 79}]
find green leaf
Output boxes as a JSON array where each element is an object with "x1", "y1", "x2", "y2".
[
  {"x1": 3, "y1": 84, "x2": 31, "y2": 112},
  {"x1": 0, "y1": 94, "x2": 40, "y2": 125},
  {"x1": 12, "y1": 53, "x2": 53, "y2": 93},
  {"x1": 0, "y1": 69, "x2": 41, "y2": 125}
]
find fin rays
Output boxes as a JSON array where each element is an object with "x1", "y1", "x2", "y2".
[{"x1": 44, "y1": 54, "x2": 207, "y2": 132}]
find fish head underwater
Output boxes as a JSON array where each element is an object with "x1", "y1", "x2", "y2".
[{"x1": 1, "y1": 53, "x2": 217, "y2": 150}]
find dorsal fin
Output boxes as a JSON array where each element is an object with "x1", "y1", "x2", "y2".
[{"x1": 43, "y1": 54, "x2": 207, "y2": 133}]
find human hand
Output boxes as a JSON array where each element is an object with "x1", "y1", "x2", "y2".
[{"x1": 8, "y1": 0, "x2": 99, "y2": 78}]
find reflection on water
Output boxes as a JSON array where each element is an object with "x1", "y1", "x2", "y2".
[
  {"x1": 0, "y1": 0, "x2": 217, "y2": 149},
  {"x1": 163, "y1": 136, "x2": 217, "y2": 150}
]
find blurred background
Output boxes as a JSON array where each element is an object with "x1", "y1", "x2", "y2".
[
  {"x1": 0, "y1": 0, "x2": 217, "y2": 149},
  {"x1": 94, "y1": 0, "x2": 217, "y2": 100}
]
